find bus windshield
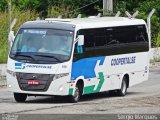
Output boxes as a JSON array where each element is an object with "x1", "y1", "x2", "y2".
[{"x1": 10, "y1": 29, "x2": 74, "y2": 64}]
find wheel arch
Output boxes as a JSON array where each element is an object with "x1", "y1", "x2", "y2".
[
  {"x1": 123, "y1": 74, "x2": 129, "y2": 88},
  {"x1": 76, "y1": 79, "x2": 84, "y2": 95}
]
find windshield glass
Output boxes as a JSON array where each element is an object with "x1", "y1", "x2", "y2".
[{"x1": 10, "y1": 29, "x2": 74, "y2": 64}]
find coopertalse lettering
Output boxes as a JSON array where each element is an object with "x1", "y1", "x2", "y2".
[{"x1": 111, "y1": 56, "x2": 136, "y2": 66}]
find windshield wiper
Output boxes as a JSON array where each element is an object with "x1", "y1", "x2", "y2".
[
  {"x1": 13, "y1": 54, "x2": 36, "y2": 61},
  {"x1": 35, "y1": 55, "x2": 62, "y2": 63}
]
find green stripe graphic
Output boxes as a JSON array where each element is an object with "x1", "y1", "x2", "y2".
[{"x1": 83, "y1": 72, "x2": 105, "y2": 94}]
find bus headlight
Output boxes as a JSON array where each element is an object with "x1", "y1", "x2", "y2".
[
  {"x1": 53, "y1": 73, "x2": 69, "y2": 80},
  {"x1": 7, "y1": 69, "x2": 16, "y2": 77}
]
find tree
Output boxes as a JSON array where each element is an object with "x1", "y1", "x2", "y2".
[
  {"x1": 0, "y1": 0, "x2": 7, "y2": 11},
  {"x1": 116, "y1": 0, "x2": 160, "y2": 47}
]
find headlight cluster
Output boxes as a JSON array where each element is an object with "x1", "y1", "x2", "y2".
[
  {"x1": 7, "y1": 69, "x2": 69, "y2": 81},
  {"x1": 53, "y1": 73, "x2": 69, "y2": 80},
  {"x1": 7, "y1": 69, "x2": 16, "y2": 77}
]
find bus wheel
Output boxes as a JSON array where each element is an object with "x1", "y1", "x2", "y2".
[
  {"x1": 118, "y1": 77, "x2": 127, "y2": 96},
  {"x1": 70, "y1": 85, "x2": 80, "y2": 103},
  {"x1": 14, "y1": 93, "x2": 27, "y2": 102}
]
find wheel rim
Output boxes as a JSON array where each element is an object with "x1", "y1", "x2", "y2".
[
  {"x1": 122, "y1": 80, "x2": 127, "y2": 94},
  {"x1": 74, "y1": 87, "x2": 80, "y2": 101}
]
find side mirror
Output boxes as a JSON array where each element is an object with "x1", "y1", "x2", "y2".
[
  {"x1": 75, "y1": 35, "x2": 84, "y2": 54},
  {"x1": 77, "y1": 35, "x2": 84, "y2": 46}
]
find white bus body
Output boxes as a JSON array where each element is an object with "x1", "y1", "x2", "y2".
[{"x1": 7, "y1": 17, "x2": 150, "y2": 102}]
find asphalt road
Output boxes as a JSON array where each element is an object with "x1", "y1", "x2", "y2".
[{"x1": 0, "y1": 66, "x2": 160, "y2": 118}]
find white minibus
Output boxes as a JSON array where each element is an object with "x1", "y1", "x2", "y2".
[{"x1": 7, "y1": 17, "x2": 150, "y2": 102}]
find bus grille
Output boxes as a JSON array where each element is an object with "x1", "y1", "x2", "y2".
[{"x1": 16, "y1": 73, "x2": 54, "y2": 91}]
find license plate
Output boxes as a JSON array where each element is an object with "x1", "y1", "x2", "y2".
[{"x1": 27, "y1": 80, "x2": 40, "y2": 85}]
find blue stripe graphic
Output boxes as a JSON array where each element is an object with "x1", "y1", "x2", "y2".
[
  {"x1": 71, "y1": 56, "x2": 105, "y2": 80},
  {"x1": 15, "y1": 63, "x2": 22, "y2": 67}
]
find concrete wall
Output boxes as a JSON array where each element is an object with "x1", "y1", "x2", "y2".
[
  {"x1": 0, "y1": 64, "x2": 7, "y2": 86},
  {"x1": 0, "y1": 64, "x2": 7, "y2": 76},
  {"x1": 150, "y1": 47, "x2": 160, "y2": 60}
]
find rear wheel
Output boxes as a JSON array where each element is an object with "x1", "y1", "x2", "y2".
[
  {"x1": 117, "y1": 77, "x2": 127, "y2": 96},
  {"x1": 14, "y1": 93, "x2": 27, "y2": 102}
]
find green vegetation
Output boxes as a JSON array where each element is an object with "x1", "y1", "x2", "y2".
[
  {"x1": 116, "y1": 0, "x2": 160, "y2": 47},
  {"x1": 0, "y1": 11, "x2": 8, "y2": 63},
  {"x1": 150, "y1": 56, "x2": 160, "y2": 65},
  {"x1": 0, "y1": 9, "x2": 37, "y2": 63},
  {"x1": 0, "y1": 0, "x2": 160, "y2": 63}
]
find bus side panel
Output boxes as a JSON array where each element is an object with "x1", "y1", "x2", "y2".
[
  {"x1": 71, "y1": 52, "x2": 149, "y2": 94},
  {"x1": 101, "y1": 52, "x2": 149, "y2": 90},
  {"x1": 71, "y1": 56, "x2": 111, "y2": 94}
]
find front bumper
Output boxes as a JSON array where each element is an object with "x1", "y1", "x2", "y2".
[{"x1": 7, "y1": 73, "x2": 70, "y2": 96}]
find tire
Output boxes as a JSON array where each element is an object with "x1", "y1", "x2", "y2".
[
  {"x1": 117, "y1": 77, "x2": 127, "y2": 96},
  {"x1": 14, "y1": 93, "x2": 27, "y2": 102},
  {"x1": 70, "y1": 85, "x2": 81, "y2": 103}
]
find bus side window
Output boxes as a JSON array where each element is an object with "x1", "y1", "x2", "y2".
[
  {"x1": 106, "y1": 28, "x2": 120, "y2": 45},
  {"x1": 94, "y1": 28, "x2": 107, "y2": 46},
  {"x1": 79, "y1": 29, "x2": 94, "y2": 48},
  {"x1": 136, "y1": 25, "x2": 148, "y2": 42}
]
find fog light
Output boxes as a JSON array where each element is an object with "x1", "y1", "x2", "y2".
[
  {"x1": 59, "y1": 87, "x2": 63, "y2": 91},
  {"x1": 8, "y1": 84, "x2": 12, "y2": 88}
]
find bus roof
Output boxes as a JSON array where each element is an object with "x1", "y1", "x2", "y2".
[{"x1": 21, "y1": 17, "x2": 146, "y2": 30}]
